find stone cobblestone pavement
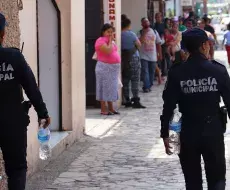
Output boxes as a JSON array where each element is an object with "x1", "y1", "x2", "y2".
[{"x1": 26, "y1": 50, "x2": 230, "y2": 190}]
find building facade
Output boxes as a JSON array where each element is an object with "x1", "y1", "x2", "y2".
[
  {"x1": 0, "y1": 0, "x2": 163, "y2": 185},
  {"x1": 0, "y1": 0, "x2": 86, "y2": 181}
]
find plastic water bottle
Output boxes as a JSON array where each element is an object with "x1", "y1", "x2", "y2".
[
  {"x1": 37, "y1": 120, "x2": 51, "y2": 160},
  {"x1": 169, "y1": 108, "x2": 182, "y2": 154}
]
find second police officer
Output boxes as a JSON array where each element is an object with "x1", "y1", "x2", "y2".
[
  {"x1": 161, "y1": 28, "x2": 230, "y2": 190},
  {"x1": 0, "y1": 13, "x2": 50, "y2": 190}
]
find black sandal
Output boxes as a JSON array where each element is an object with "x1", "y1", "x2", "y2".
[
  {"x1": 111, "y1": 111, "x2": 120, "y2": 115},
  {"x1": 101, "y1": 112, "x2": 114, "y2": 115}
]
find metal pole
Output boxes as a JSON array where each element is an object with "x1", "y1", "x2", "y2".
[
  {"x1": 174, "y1": 0, "x2": 176, "y2": 16},
  {"x1": 203, "y1": 0, "x2": 207, "y2": 14}
]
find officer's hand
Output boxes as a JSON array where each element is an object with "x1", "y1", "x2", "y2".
[
  {"x1": 163, "y1": 138, "x2": 173, "y2": 155},
  {"x1": 39, "y1": 117, "x2": 51, "y2": 129}
]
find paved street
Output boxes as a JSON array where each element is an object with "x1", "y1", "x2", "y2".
[{"x1": 26, "y1": 50, "x2": 230, "y2": 190}]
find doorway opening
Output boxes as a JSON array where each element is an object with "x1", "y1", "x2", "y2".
[
  {"x1": 36, "y1": 0, "x2": 62, "y2": 131},
  {"x1": 85, "y1": 0, "x2": 104, "y2": 108}
]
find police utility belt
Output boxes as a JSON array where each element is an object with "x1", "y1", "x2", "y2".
[{"x1": 182, "y1": 106, "x2": 228, "y2": 133}]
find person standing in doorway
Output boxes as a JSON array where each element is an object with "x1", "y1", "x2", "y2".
[
  {"x1": 138, "y1": 17, "x2": 162, "y2": 93},
  {"x1": 95, "y1": 23, "x2": 121, "y2": 115},
  {"x1": 0, "y1": 13, "x2": 50, "y2": 190},
  {"x1": 121, "y1": 18, "x2": 146, "y2": 108}
]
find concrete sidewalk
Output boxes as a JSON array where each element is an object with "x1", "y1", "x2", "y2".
[
  {"x1": 26, "y1": 50, "x2": 230, "y2": 190},
  {"x1": 27, "y1": 85, "x2": 230, "y2": 190}
]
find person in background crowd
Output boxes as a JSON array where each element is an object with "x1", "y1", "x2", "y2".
[
  {"x1": 121, "y1": 18, "x2": 146, "y2": 108},
  {"x1": 0, "y1": 13, "x2": 50, "y2": 190},
  {"x1": 180, "y1": 18, "x2": 193, "y2": 62},
  {"x1": 164, "y1": 18, "x2": 171, "y2": 30},
  {"x1": 183, "y1": 11, "x2": 196, "y2": 26},
  {"x1": 95, "y1": 23, "x2": 121, "y2": 115},
  {"x1": 223, "y1": 23, "x2": 230, "y2": 65},
  {"x1": 154, "y1": 13, "x2": 165, "y2": 38},
  {"x1": 198, "y1": 19, "x2": 215, "y2": 60},
  {"x1": 138, "y1": 17, "x2": 162, "y2": 93},
  {"x1": 171, "y1": 22, "x2": 182, "y2": 64},
  {"x1": 154, "y1": 13, "x2": 170, "y2": 78},
  {"x1": 179, "y1": 18, "x2": 187, "y2": 32},
  {"x1": 164, "y1": 28, "x2": 176, "y2": 61},
  {"x1": 184, "y1": 19, "x2": 193, "y2": 30},
  {"x1": 203, "y1": 17, "x2": 217, "y2": 43}
]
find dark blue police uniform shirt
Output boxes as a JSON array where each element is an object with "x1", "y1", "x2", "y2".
[
  {"x1": 160, "y1": 53, "x2": 230, "y2": 138},
  {"x1": 0, "y1": 47, "x2": 48, "y2": 118}
]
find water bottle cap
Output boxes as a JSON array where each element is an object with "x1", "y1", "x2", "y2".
[{"x1": 169, "y1": 122, "x2": 181, "y2": 132}]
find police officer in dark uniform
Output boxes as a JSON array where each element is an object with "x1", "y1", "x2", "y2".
[
  {"x1": 160, "y1": 28, "x2": 230, "y2": 190},
  {"x1": 0, "y1": 13, "x2": 50, "y2": 190}
]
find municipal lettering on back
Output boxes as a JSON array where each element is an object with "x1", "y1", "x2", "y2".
[
  {"x1": 0, "y1": 62, "x2": 14, "y2": 81},
  {"x1": 180, "y1": 77, "x2": 218, "y2": 94}
]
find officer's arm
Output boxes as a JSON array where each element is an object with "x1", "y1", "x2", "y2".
[
  {"x1": 160, "y1": 70, "x2": 180, "y2": 138},
  {"x1": 15, "y1": 52, "x2": 49, "y2": 119},
  {"x1": 220, "y1": 68, "x2": 230, "y2": 116}
]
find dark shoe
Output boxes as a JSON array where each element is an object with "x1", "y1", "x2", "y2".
[
  {"x1": 101, "y1": 112, "x2": 114, "y2": 115},
  {"x1": 111, "y1": 111, "x2": 120, "y2": 115},
  {"x1": 132, "y1": 97, "x2": 146, "y2": 109},
  {"x1": 124, "y1": 97, "x2": 133, "y2": 107},
  {"x1": 108, "y1": 112, "x2": 115, "y2": 115},
  {"x1": 143, "y1": 88, "x2": 150, "y2": 93},
  {"x1": 125, "y1": 101, "x2": 132, "y2": 107}
]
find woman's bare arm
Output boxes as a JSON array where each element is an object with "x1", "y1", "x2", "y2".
[
  {"x1": 99, "y1": 37, "x2": 113, "y2": 54},
  {"x1": 135, "y1": 39, "x2": 141, "y2": 50}
]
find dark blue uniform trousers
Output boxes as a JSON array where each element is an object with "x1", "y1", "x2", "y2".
[
  {"x1": 179, "y1": 134, "x2": 226, "y2": 190},
  {"x1": 0, "y1": 121, "x2": 27, "y2": 190}
]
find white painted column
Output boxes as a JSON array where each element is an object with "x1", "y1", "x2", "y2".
[
  {"x1": 103, "y1": 0, "x2": 121, "y2": 49},
  {"x1": 70, "y1": 0, "x2": 85, "y2": 137}
]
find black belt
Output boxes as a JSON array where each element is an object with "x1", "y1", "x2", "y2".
[{"x1": 182, "y1": 113, "x2": 220, "y2": 124}]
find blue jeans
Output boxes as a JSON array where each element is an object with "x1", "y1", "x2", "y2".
[{"x1": 141, "y1": 59, "x2": 157, "y2": 89}]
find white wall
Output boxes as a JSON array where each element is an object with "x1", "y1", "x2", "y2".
[
  {"x1": 176, "y1": 0, "x2": 181, "y2": 16},
  {"x1": 18, "y1": 0, "x2": 86, "y2": 176},
  {"x1": 19, "y1": 0, "x2": 40, "y2": 175},
  {"x1": 121, "y1": 0, "x2": 148, "y2": 33},
  {"x1": 70, "y1": 0, "x2": 85, "y2": 138}
]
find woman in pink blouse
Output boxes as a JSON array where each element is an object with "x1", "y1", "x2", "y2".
[{"x1": 95, "y1": 24, "x2": 121, "y2": 115}]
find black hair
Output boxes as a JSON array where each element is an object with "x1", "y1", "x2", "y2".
[
  {"x1": 185, "y1": 18, "x2": 193, "y2": 23},
  {"x1": 155, "y1": 12, "x2": 161, "y2": 17},
  {"x1": 121, "y1": 14, "x2": 128, "y2": 21},
  {"x1": 182, "y1": 29, "x2": 208, "y2": 53},
  {"x1": 189, "y1": 11, "x2": 194, "y2": 18},
  {"x1": 122, "y1": 18, "x2": 131, "y2": 29},
  {"x1": 141, "y1": 17, "x2": 147, "y2": 22},
  {"x1": 202, "y1": 17, "x2": 209, "y2": 23},
  {"x1": 100, "y1": 23, "x2": 114, "y2": 36},
  {"x1": 227, "y1": 23, "x2": 230, "y2": 31}
]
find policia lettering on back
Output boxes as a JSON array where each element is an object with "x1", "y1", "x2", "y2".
[{"x1": 161, "y1": 28, "x2": 229, "y2": 190}]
